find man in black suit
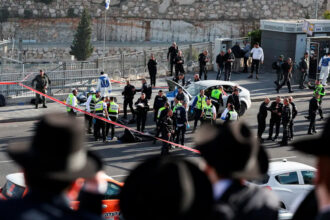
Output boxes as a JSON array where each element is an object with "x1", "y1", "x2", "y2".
[
  {"x1": 167, "y1": 42, "x2": 178, "y2": 76},
  {"x1": 0, "y1": 113, "x2": 104, "y2": 220},
  {"x1": 257, "y1": 97, "x2": 270, "y2": 143},
  {"x1": 268, "y1": 96, "x2": 283, "y2": 141},
  {"x1": 308, "y1": 93, "x2": 319, "y2": 134},
  {"x1": 196, "y1": 121, "x2": 279, "y2": 220},
  {"x1": 226, "y1": 88, "x2": 241, "y2": 114}
]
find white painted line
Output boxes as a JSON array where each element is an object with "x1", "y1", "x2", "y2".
[
  {"x1": 270, "y1": 156, "x2": 297, "y2": 161},
  {"x1": 0, "y1": 160, "x2": 14, "y2": 164},
  {"x1": 111, "y1": 174, "x2": 128, "y2": 178}
]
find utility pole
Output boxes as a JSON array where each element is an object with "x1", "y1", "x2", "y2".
[{"x1": 315, "y1": 0, "x2": 318, "y2": 19}]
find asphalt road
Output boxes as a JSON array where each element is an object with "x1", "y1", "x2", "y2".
[{"x1": 0, "y1": 96, "x2": 329, "y2": 186}]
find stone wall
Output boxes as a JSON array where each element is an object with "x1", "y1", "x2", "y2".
[{"x1": 0, "y1": 0, "x2": 329, "y2": 43}]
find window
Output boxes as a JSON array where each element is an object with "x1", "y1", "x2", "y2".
[
  {"x1": 301, "y1": 171, "x2": 315, "y2": 185},
  {"x1": 186, "y1": 83, "x2": 207, "y2": 97},
  {"x1": 251, "y1": 174, "x2": 270, "y2": 185},
  {"x1": 275, "y1": 172, "x2": 299, "y2": 184},
  {"x1": 103, "y1": 182, "x2": 121, "y2": 200}
]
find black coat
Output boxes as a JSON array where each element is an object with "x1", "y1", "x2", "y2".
[
  {"x1": 224, "y1": 53, "x2": 235, "y2": 68},
  {"x1": 122, "y1": 84, "x2": 136, "y2": 100},
  {"x1": 214, "y1": 181, "x2": 279, "y2": 220},
  {"x1": 269, "y1": 101, "x2": 283, "y2": 119},
  {"x1": 309, "y1": 97, "x2": 319, "y2": 116},
  {"x1": 199, "y1": 53, "x2": 208, "y2": 66},
  {"x1": 32, "y1": 74, "x2": 50, "y2": 90},
  {"x1": 282, "y1": 62, "x2": 293, "y2": 78},
  {"x1": 136, "y1": 83, "x2": 148, "y2": 94},
  {"x1": 135, "y1": 98, "x2": 149, "y2": 113},
  {"x1": 167, "y1": 46, "x2": 178, "y2": 62},
  {"x1": 257, "y1": 102, "x2": 270, "y2": 119},
  {"x1": 292, "y1": 189, "x2": 318, "y2": 220},
  {"x1": 281, "y1": 104, "x2": 291, "y2": 124},
  {"x1": 153, "y1": 95, "x2": 167, "y2": 110},
  {"x1": 231, "y1": 45, "x2": 242, "y2": 58},
  {"x1": 227, "y1": 94, "x2": 240, "y2": 112},
  {"x1": 147, "y1": 59, "x2": 157, "y2": 75},
  {"x1": 0, "y1": 191, "x2": 103, "y2": 220},
  {"x1": 216, "y1": 54, "x2": 225, "y2": 68},
  {"x1": 174, "y1": 56, "x2": 185, "y2": 73},
  {"x1": 290, "y1": 102, "x2": 298, "y2": 119}
]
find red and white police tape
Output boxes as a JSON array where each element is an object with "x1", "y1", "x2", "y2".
[{"x1": 0, "y1": 81, "x2": 200, "y2": 154}]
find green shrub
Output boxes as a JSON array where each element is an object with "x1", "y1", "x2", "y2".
[
  {"x1": 0, "y1": 8, "x2": 9, "y2": 22},
  {"x1": 324, "y1": 10, "x2": 330, "y2": 19},
  {"x1": 248, "y1": 29, "x2": 261, "y2": 46},
  {"x1": 24, "y1": 9, "x2": 33, "y2": 19}
]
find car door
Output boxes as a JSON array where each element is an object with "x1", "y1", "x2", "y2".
[
  {"x1": 273, "y1": 171, "x2": 307, "y2": 210},
  {"x1": 298, "y1": 170, "x2": 315, "y2": 192},
  {"x1": 102, "y1": 181, "x2": 122, "y2": 220}
]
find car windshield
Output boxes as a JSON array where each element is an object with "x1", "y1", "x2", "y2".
[
  {"x1": 186, "y1": 83, "x2": 208, "y2": 97},
  {"x1": 1, "y1": 180, "x2": 25, "y2": 199}
]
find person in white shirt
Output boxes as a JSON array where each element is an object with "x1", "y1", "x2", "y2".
[
  {"x1": 318, "y1": 53, "x2": 330, "y2": 86},
  {"x1": 248, "y1": 42, "x2": 264, "y2": 80},
  {"x1": 97, "y1": 71, "x2": 112, "y2": 97}
]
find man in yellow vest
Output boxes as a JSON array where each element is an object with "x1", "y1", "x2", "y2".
[
  {"x1": 192, "y1": 89, "x2": 207, "y2": 132},
  {"x1": 210, "y1": 85, "x2": 223, "y2": 114},
  {"x1": 93, "y1": 96, "x2": 109, "y2": 142},
  {"x1": 66, "y1": 89, "x2": 78, "y2": 116},
  {"x1": 85, "y1": 89, "x2": 100, "y2": 134},
  {"x1": 154, "y1": 102, "x2": 170, "y2": 144},
  {"x1": 106, "y1": 97, "x2": 120, "y2": 141},
  {"x1": 202, "y1": 98, "x2": 217, "y2": 125}
]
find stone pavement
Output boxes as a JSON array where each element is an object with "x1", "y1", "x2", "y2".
[{"x1": 0, "y1": 71, "x2": 324, "y2": 123}]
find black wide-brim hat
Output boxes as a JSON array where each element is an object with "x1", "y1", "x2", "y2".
[
  {"x1": 195, "y1": 121, "x2": 269, "y2": 180},
  {"x1": 292, "y1": 117, "x2": 330, "y2": 156},
  {"x1": 7, "y1": 113, "x2": 102, "y2": 181}
]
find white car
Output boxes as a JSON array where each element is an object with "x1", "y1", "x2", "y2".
[
  {"x1": 251, "y1": 160, "x2": 316, "y2": 211},
  {"x1": 166, "y1": 79, "x2": 251, "y2": 116}
]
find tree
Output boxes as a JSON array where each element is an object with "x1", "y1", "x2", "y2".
[
  {"x1": 248, "y1": 29, "x2": 262, "y2": 46},
  {"x1": 70, "y1": 9, "x2": 94, "y2": 61},
  {"x1": 324, "y1": 10, "x2": 330, "y2": 19}
]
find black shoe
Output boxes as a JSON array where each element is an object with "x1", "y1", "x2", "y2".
[
  {"x1": 94, "y1": 138, "x2": 99, "y2": 141},
  {"x1": 35, "y1": 105, "x2": 38, "y2": 109},
  {"x1": 313, "y1": 130, "x2": 317, "y2": 133},
  {"x1": 87, "y1": 130, "x2": 93, "y2": 134},
  {"x1": 43, "y1": 105, "x2": 47, "y2": 108},
  {"x1": 299, "y1": 86, "x2": 305, "y2": 90},
  {"x1": 305, "y1": 116, "x2": 310, "y2": 120},
  {"x1": 267, "y1": 136, "x2": 272, "y2": 140},
  {"x1": 259, "y1": 138, "x2": 264, "y2": 143},
  {"x1": 307, "y1": 132, "x2": 313, "y2": 135},
  {"x1": 276, "y1": 88, "x2": 279, "y2": 93},
  {"x1": 248, "y1": 75, "x2": 253, "y2": 79},
  {"x1": 279, "y1": 142, "x2": 288, "y2": 146},
  {"x1": 289, "y1": 90, "x2": 294, "y2": 93},
  {"x1": 274, "y1": 81, "x2": 279, "y2": 86}
]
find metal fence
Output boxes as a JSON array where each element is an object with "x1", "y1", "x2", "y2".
[{"x1": 0, "y1": 42, "x2": 214, "y2": 98}]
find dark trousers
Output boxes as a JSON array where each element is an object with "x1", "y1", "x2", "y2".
[
  {"x1": 193, "y1": 109, "x2": 203, "y2": 130},
  {"x1": 319, "y1": 99, "x2": 323, "y2": 118},
  {"x1": 276, "y1": 71, "x2": 283, "y2": 84},
  {"x1": 243, "y1": 57, "x2": 249, "y2": 72},
  {"x1": 137, "y1": 111, "x2": 147, "y2": 132},
  {"x1": 289, "y1": 119, "x2": 294, "y2": 138},
  {"x1": 269, "y1": 117, "x2": 281, "y2": 138},
  {"x1": 68, "y1": 110, "x2": 77, "y2": 117},
  {"x1": 257, "y1": 115, "x2": 266, "y2": 139},
  {"x1": 300, "y1": 71, "x2": 308, "y2": 88},
  {"x1": 85, "y1": 114, "x2": 93, "y2": 132},
  {"x1": 106, "y1": 116, "x2": 117, "y2": 139},
  {"x1": 161, "y1": 131, "x2": 171, "y2": 156},
  {"x1": 150, "y1": 73, "x2": 156, "y2": 87},
  {"x1": 175, "y1": 125, "x2": 186, "y2": 145},
  {"x1": 170, "y1": 61, "x2": 174, "y2": 76},
  {"x1": 308, "y1": 113, "x2": 316, "y2": 133},
  {"x1": 224, "y1": 66, "x2": 232, "y2": 81},
  {"x1": 202, "y1": 118, "x2": 214, "y2": 125},
  {"x1": 154, "y1": 109, "x2": 159, "y2": 122},
  {"x1": 251, "y1": 59, "x2": 260, "y2": 76},
  {"x1": 217, "y1": 66, "x2": 224, "y2": 80},
  {"x1": 199, "y1": 65, "x2": 207, "y2": 80},
  {"x1": 282, "y1": 122, "x2": 289, "y2": 144},
  {"x1": 212, "y1": 102, "x2": 220, "y2": 115},
  {"x1": 35, "y1": 90, "x2": 46, "y2": 107},
  {"x1": 278, "y1": 76, "x2": 292, "y2": 92},
  {"x1": 123, "y1": 99, "x2": 135, "y2": 119},
  {"x1": 94, "y1": 118, "x2": 106, "y2": 141}
]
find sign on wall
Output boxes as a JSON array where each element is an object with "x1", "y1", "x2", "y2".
[{"x1": 303, "y1": 20, "x2": 314, "y2": 36}]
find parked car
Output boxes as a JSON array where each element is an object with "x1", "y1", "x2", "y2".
[
  {"x1": 251, "y1": 160, "x2": 316, "y2": 211},
  {"x1": 166, "y1": 79, "x2": 251, "y2": 116},
  {"x1": 0, "y1": 173, "x2": 123, "y2": 219}
]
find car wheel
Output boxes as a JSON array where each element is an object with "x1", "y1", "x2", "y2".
[
  {"x1": 280, "y1": 202, "x2": 286, "y2": 210},
  {"x1": 239, "y1": 102, "x2": 247, "y2": 116}
]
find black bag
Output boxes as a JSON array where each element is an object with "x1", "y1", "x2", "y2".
[
  {"x1": 0, "y1": 94, "x2": 6, "y2": 107},
  {"x1": 272, "y1": 61, "x2": 278, "y2": 70},
  {"x1": 119, "y1": 129, "x2": 142, "y2": 143}
]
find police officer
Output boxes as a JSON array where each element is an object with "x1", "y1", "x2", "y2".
[
  {"x1": 268, "y1": 96, "x2": 283, "y2": 141},
  {"x1": 167, "y1": 42, "x2": 178, "y2": 76},
  {"x1": 288, "y1": 96, "x2": 298, "y2": 140},
  {"x1": 308, "y1": 80, "x2": 325, "y2": 120},
  {"x1": 308, "y1": 93, "x2": 320, "y2": 135},
  {"x1": 85, "y1": 89, "x2": 100, "y2": 134},
  {"x1": 210, "y1": 85, "x2": 223, "y2": 114},
  {"x1": 153, "y1": 90, "x2": 168, "y2": 122},
  {"x1": 66, "y1": 89, "x2": 78, "y2": 116},
  {"x1": 199, "y1": 50, "x2": 209, "y2": 80},
  {"x1": 202, "y1": 98, "x2": 216, "y2": 125},
  {"x1": 106, "y1": 97, "x2": 119, "y2": 141},
  {"x1": 160, "y1": 110, "x2": 174, "y2": 156},
  {"x1": 191, "y1": 89, "x2": 207, "y2": 132},
  {"x1": 225, "y1": 104, "x2": 238, "y2": 122},
  {"x1": 32, "y1": 69, "x2": 50, "y2": 109},
  {"x1": 154, "y1": 102, "x2": 170, "y2": 144},
  {"x1": 135, "y1": 93, "x2": 149, "y2": 132},
  {"x1": 257, "y1": 97, "x2": 270, "y2": 143},
  {"x1": 280, "y1": 98, "x2": 291, "y2": 146},
  {"x1": 174, "y1": 101, "x2": 187, "y2": 146},
  {"x1": 122, "y1": 80, "x2": 136, "y2": 120},
  {"x1": 93, "y1": 96, "x2": 109, "y2": 142}
]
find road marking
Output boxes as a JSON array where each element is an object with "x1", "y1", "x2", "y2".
[
  {"x1": 270, "y1": 156, "x2": 297, "y2": 161},
  {"x1": 111, "y1": 174, "x2": 128, "y2": 178},
  {"x1": 0, "y1": 160, "x2": 14, "y2": 164}
]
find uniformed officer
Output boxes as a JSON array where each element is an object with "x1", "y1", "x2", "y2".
[
  {"x1": 174, "y1": 101, "x2": 188, "y2": 146},
  {"x1": 106, "y1": 97, "x2": 119, "y2": 141},
  {"x1": 201, "y1": 98, "x2": 216, "y2": 125},
  {"x1": 288, "y1": 96, "x2": 298, "y2": 140},
  {"x1": 122, "y1": 80, "x2": 136, "y2": 120},
  {"x1": 66, "y1": 89, "x2": 78, "y2": 116},
  {"x1": 279, "y1": 98, "x2": 291, "y2": 146},
  {"x1": 191, "y1": 89, "x2": 207, "y2": 132},
  {"x1": 308, "y1": 93, "x2": 320, "y2": 135},
  {"x1": 267, "y1": 96, "x2": 283, "y2": 141},
  {"x1": 153, "y1": 90, "x2": 168, "y2": 122},
  {"x1": 225, "y1": 104, "x2": 238, "y2": 122},
  {"x1": 210, "y1": 85, "x2": 223, "y2": 114},
  {"x1": 85, "y1": 89, "x2": 100, "y2": 134},
  {"x1": 308, "y1": 80, "x2": 325, "y2": 120},
  {"x1": 257, "y1": 97, "x2": 270, "y2": 143},
  {"x1": 135, "y1": 93, "x2": 149, "y2": 132},
  {"x1": 154, "y1": 102, "x2": 170, "y2": 144},
  {"x1": 93, "y1": 96, "x2": 109, "y2": 142},
  {"x1": 160, "y1": 110, "x2": 174, "y2": 156}
]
